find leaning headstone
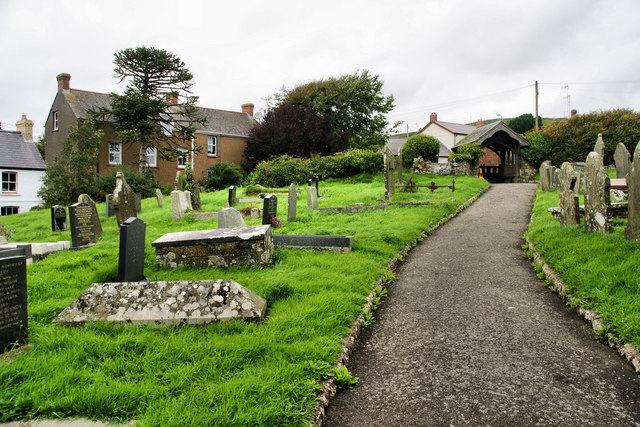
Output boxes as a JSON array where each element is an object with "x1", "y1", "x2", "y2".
[
  {"x1": 594, "y1": 134, "x2": 605, "y2": 159},
  {"x1": 171, "y1": 190, "x2": 187, "y2": 221},
  {"x1": 262, "y1": 195, "x2": 278, "y2": 225},
  {"x1": 118, "y1": 217, "x2": 146, "y2": 282},
  {"x1": 307, "y1": 186, "x2": 318, "y2": 210},
  {"x1": 228, "y1": 186, "x2": 237, "y2": 207},
  {"x1": 105, "y1": 194, "x2": 115, "y2": 218},
  {"x1": 155, "y1": 188, "x2": 164, "y2": 208},
  {"x1": 539, "y1": 160, "x2": 552, "y2": 192},
  {"x1": 69, "y1": 202, "x2": 100, "y2": 248},
  {"x1": 625, "y1": 142, "x2": 640, "y2": 241},
  {"x1": 78, "y1": 194, "x2": 103, "y2": 238},
  {"x1": 51, "y1": 205, "x2": 66, "y2": 232},
  {"x1": 287, "y1": 183, "x2": 297, "y2": 222},
  {"x1": 614, "y1": 143, "x2": 631, "y2": 179},
  {"x1": 112, "y1": 172, "x2": 137, "y2": 227},
  {"x1": 557, "y1": 162, "x2": 580, "y2": 226},
  {"x1": 218, "y1": 207, "x2": 246, "y2": 229},
  {"x1": 584, "y1": 152, "x2": 613, "y2": 233},
  {"x1": 135, "y1": 193, "x2": 142, "y2": 213},
  {"x1": 0, "y1": 254, "x2": 28, "y2": 353}
]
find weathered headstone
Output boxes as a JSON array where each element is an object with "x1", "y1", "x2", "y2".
[
  {"x1": 51, "y1": 205, "x2": 66, "y2": 232},
  {"x1": 218, "y1": 207, "x2": 246, "y2": 229},
  {"x1": 69, "y1": 202, "x2": 100, "y2": 248},
  {"x1": 155, "y1": 188, "x2": 164, "y2": 208},
  {"x1": 78, "y1": 194, "x2": 103, "y2": 238},
  {"x1": 135, "y1": 193, "x2": 142, "y2": 213},
  {"x1": 171, "y1": 190, "x2": 187, "y2": 221},
  {"x1": 262, "y1": 195, "x2": 278, "y2": 225},
  {"x1": 307, "y1": 186, "x2": 319, "y2": 210},
  {"x1": 584, "y1": 152, "x2": 613, "y2": 233},
  {"x1": 0, "y1": 254, "x2": 28, "y2": 353},
  {"x1": 118, "y1": 217, "x2": 146, "y2": 282},
  {"x1": 594, "y1": 133, "x2": 605, "y2": 159},
  {"x1": 184, "y1": 191, "x2": 193, "y2": 210},
  {"x1": 112, "y1": 172, "x2": 137, "y2": 227},
  {"x1": 191, "y1": 184, "x2": 202, "y2": 211},
  {"x1": 250, "y1": 207, "x2": 260, "y2": 220},
  {"x1": 287, "y1": 183, "x2": 297, "y2": 222},
  {"x1": 625, "y1": 141, "x2": 640, "y2": 241},
  {"x1": 557, "y1": 162, "x2": 580, "y2": 226},
  {"x1": 105, "y1": 194, "x2": 115, "y2": 218},
  {"x1": 539, "y1": 160, "x2": 552, "y2": 192},
  {"x1": 174, "y1": 170, "x2": 183, "y2": 190},
  {"x1": 228, "y1": 186, "x2": 237, "y2": 207},
  {"x1": 614, "y1": 142, "x2": 631, "y2": 179}
]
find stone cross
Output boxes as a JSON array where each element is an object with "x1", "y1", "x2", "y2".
[
  {"x1": 584, "y1": 152, "x2": 613, "y2": 233},
  {"x1": 155, "y1": 188, "x2": 164, "y2": 208},
  {"x1": 614, "y1": 142, "x2": 631, "y2": 179},
  {"x1": 539, "y1": 160, "x2": 552, "y2": 192},
  {"x1": 625, "y1": 141, "x2": 640, "y2": 241},
  {"x1": 112, "y1": 172, "x2": 137, "y2": 227},
  {"x1": 77, "y1": 194, "x2": 103, "y2": 238},
  {"x1": 557, "y1": 162, "x2": 580, "y2": 226},
  {"x1": 287, "y1": 183, "x2": 297, "y2": 222},
  {"x1": 593, "y1": 134, "x2": 605, "y2": 159}
]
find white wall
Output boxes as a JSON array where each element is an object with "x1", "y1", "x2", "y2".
[
  {"x1": 0, "y1": 169, "x2": 45, "y2": 214},
  {"x1": 419, "y1": 124, "x2": 456, "y2": 150}
]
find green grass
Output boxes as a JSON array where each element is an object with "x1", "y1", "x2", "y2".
[
  {"x1": 0, "y1": 173, "x2": 488, "y2": 425},
  {"x1": 527, "y1": 187, "x2": 640, "y2": 348}
]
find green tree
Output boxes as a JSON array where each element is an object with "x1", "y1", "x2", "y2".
[
  {"x1": 521, "y1": 132, "x2": 552, "y2": 168},
  {"x1": 401, "y1": 134, "x2": 440, "y2": 167},
  {"x1": 38, "y1": 120, "x2": 103, "y2": 206},
  {"x1": 276, "y1": 70, "x2": 396, "y2": 150},
  {"x1": 451, "y1": 143, "x2": 485, "y2": 166},
  {"x1": 508, "y1": 113, "x2": 538, "y2": 134},
  {"x1": 90, "y1": 46, "x2": 206, "y2": 167}
]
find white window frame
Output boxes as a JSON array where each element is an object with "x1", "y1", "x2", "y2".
[
  {"x1": 53, "y1": 111, "x2": 59, "y2": 131},
  {"x1": 1, "y1": 171, "x2": 17, "y2": 193},
  {"x1": 207, "y1": 135, "x2": 218, "y2": 156},
  {"x1": 109, "y1": 142, "x2": 122, "y2": 165},
  {"x1": 146, "y1": 146, "x2": 157, "y2": 167},
  {"x1": 177, "y1": 147, "x2": 188, "y2": 169},
  {"x1": 1, "y1": 206, "x2": 19, "y2": 216}
]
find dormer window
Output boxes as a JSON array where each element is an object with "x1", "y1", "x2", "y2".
[{"x1": 53, "y1": 111, "x2": 59, "y2": 131}]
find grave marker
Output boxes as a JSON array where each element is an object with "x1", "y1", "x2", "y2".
[
  {"x1": 539, "y1": 160, "x2": 552, "y2": 192},
  {"x1": 262, "y1": 195, "x2": 278, "y2": 225},
  {"x1": 118, "y1": 217, "x2": 146, "y2": 282},
  {"x1": 69, "y1": 202, "x2": 100, "y2": 248},
  {"x1": 614, "y1": 142, "x2": 631, "y2": 179},
  {"x1": 105, "y1": 194, "x2": 115, "y2": 218},
  {"x1": 584, "y1": 152, "x2": 613, "y2": 233},
  {"x1": 113, "y1": 172, "x2": 137, "y2": 227},
  {"x1": 307, "y1": 186, "x2": 319, "y2": 210},
  {"x1": 557, "y1": 162, "x2": 580, "y2": 226},
  {"x1": 155, "y1": 188, "x2": 164, "y2": 208},
  {"x1": 228, "y1": 186, "x2": 237, "y2": 207},
  {"x1": 51, "y1": 205, "x2": 66, "y2": 232},
  {"x1": 171, "y1": 190, "x2": 187, "y2": 220},
  {"x1": 593, "y1": 133, "x2": 605, "y2": 159},
  {"x1": 287, "y1": 183, "x2": 297, "y2": 222},
  {"x1": 218, "y1": 207, "x2": 246, "y2": 228},
  {"x1": 135, "y1": 193, "x2": 142, "y2": 213},
  {"x1": 78, "y1": 194, "x2": 103, "y2": 238},
  {"x1": 625, "y1": 142, "x2": 640, "y2": 241},
  {"x1": 0, "y1": 254, "x2": 28, "y2": 353}
]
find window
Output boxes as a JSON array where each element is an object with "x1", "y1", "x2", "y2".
[
  {"x1": 207, "y1": 136, "x2": 218, "y2": 156},
  {"x1": 109, "y1": 142, "x2": 122, "y2": 165},
  {"x1": 53, "y1": 111, "x2": 59, "y2": 131},
  {"x1": 146, "y1": 146, "x2": 157, "y2": 167},
  {"x1": 177, "y1": 147, "x2": 188, "y2": 168},
  {"x1": 1, "y1": 206, "x2": 19, "y2": 216},
  {"x1": 2, "y1": 172, "x2": 17, "y2": 193}
]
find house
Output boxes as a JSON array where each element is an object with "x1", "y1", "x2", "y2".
[
  {"x1": 0, "y1": 116, "x2": 46, "y2": 215},
  {"x1": 385, "y1": 135, "x2": 452, "y2": 164},
  {"x1": 44, "y1": 73, "x2": 255, "y2": 186},
  {"x1": 417, "y1": 112, "x2": 478, "y2": 163}
]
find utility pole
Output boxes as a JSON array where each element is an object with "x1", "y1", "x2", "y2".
[{"x1": 535, "y1": 81, "x2": 539, "y2": 131}]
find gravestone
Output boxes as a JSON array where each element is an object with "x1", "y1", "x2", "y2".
[
  {"x1": 548, "y1": 166, "x2": 557, "y2": 190},
  {"x1": 625, "y1": 141, "x2": 640, "y2": 241},
  {"x1": 250, "y1": 207, "x2": 260, "y2": 220},
  {"x1": 262, "y1": 195, "x2": 278, "y2": 225},
  {"x1": 105, "y1": 194, "x2": 115, "y2": 218},
  {"x1": 135, "y1": 193, "x2": 142, "y2": 213},
  {"x1": 184, "y1": 191, "x2": 193, "y2": 210},
  {"x1": 584, "y1": 152, "x2": 613, "y2": 233},
  {"x1": 228, "y1": 186, "x2": 237, "y2": 207},
  {"x1": 287, "y1": 183, "x2": 297, "y2": 222},
  {"x1": 155, "y1": 188, "x2": 164, "y2": 208},
  {"x1": 557, "y1": 162, "x2": 580, "y2": 226},
  {"x1": 171, "y1": 190, "x2": 187, "y2": 221},
  {"x1": 218, "y1": 207, "x2": 246, "y2": 228},
  {"x1": 594, "y1": 134, "x2": 605, "y2": 159},
  {"x1": 118, "y1": 217, "x2": 146, "y2": 282},
  {"x1": 112, "y1": 172, "x2": 137, "y2": 227},
  {"x1": 78, "y1": 194, "x2": 103, "y2": 238},
  {"x1": 614, "y1": 143, "x2": 631, "y2": 179},
  {"x1": 0, "y1": 254, "x2": 28, "y2": 353},
  {"x1": 307, "y1": 186, "x2": 319, "y2": 210},
  {"x1": 69, "y1": 202, "x2": 100, "y2": 248},
  {"x1": 191, "y1": 184, "x2": 202, "y2": 211},
  {"x1": 174, "y1": 170, "x2": 183, "y2": 190},
  {"x1": 539, "y1": 160, "x2": 552, "y2": 192},
  {"x1": 51, "y1": 205, "x2": 66, "y2": 232},
  {"x1": 314, "y1": 176, "x2": 320, "y2": 196}
]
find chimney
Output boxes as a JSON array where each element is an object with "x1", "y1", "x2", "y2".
[
  {"x1": 57, "y1": 73, "x2": 71, "y2": 92},
  {"x1": 16, "y1": 115, "x2": 34, "y2": 141},
  {"x1": 571, "y1": 109, "x2": 577, "y2": 118},
  {"x1": 165, "y1": 93, "x2": 179, "y2": 105},
  {"x1": 476, "y1": 119, "x2": 484, "y2": 127},
  {"x1": 242, "y1": 103, "x2": 254, "y2": 116},
  {"x1": 429, "y1": 112, "x2": 437, "y2": 122}
]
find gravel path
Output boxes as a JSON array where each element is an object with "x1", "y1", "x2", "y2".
[{"x1": 324, "y1": 183, "x2": 640, "y2": 426}]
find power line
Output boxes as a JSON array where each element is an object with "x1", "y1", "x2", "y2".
[{"x1": 541, "y1": 80, "x2": 640, "y2": 86}]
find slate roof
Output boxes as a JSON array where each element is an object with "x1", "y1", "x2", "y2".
[
  {"x1": 455, "y1": 120, "x2": 529, "y2": 148},
  {"x1": 419, "y1": 120, "x2": 477, "y2": 136},
  {"x1": 0, "y1": 130, "x2": 46, "y2": 170},
  {"x1": 64, "y1": 89, "x2": 254, "y2": 137}
]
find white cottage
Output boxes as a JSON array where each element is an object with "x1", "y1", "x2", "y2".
[
  {"x1": 0, "y1": 117, "x2": 46, "y2": 215},
  {"x1": 417, "y1": 112, "x2": 479, "y2": 163}
]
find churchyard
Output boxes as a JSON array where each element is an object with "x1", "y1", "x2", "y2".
[{"x1": 0, "y1": 173, "x2": 487, "y2": 425}]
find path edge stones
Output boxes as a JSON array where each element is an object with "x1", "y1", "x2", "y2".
[
  {"x1": 525, "y1": 237, "x2": 640, "y2": 375},
  {"x1": 310, "y1": 184, "x2": 492, "y2": 426}
]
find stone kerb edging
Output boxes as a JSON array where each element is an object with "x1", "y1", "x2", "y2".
[
  {"x1": 310, "y1": 184, "x2": 492, "y2": 426},
  {"x1": 525, "y1": 237, "x2": 640, "y2": 374}
]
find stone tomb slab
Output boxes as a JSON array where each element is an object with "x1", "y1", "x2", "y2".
[
  {"x1": 0, "y1": 255, "x2": 28, "y2": 353},
  {"x1": 152, "y1": 225, "x2": 273, "y2": 268},
  {"x1": 273, "y1": 234, "x2": 354, "y2": 253},
  {"x1": 54, "y1": 279, "x2": 267, "y2": 325}
]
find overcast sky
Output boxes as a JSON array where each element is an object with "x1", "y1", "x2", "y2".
[{"x1": 1, "y1": 0, "x2": 639, "y2": 139}]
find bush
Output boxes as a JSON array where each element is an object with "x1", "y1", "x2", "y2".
[
  {"x1": 451, "y1": 143, "x2": 485, "y2": 166},
  {"x1": 247, "y1": 155, "x2": 310, "y2": 187},
  {"x1": 401, "y1": 135, "x2": 440, "y2": 167},
  {"x1": 522, "y1": 132, "x2": 552, "y2": 169},
  {"x1": 508, "y1": 113, "x2": 538, "y2": 134},
  {"x1": 96, "y1": 167, "x2": 159, "y2": 199},
  {"x1": 199, "y1": 162, "x2": 243, "y2": 191}
]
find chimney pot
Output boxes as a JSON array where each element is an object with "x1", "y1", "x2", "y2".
[
  {"x1": 57, "y1": 73, "x2": 71, "y2": 92},
  {"x1": 429, "y1": 112, "x2": 437, "y2": 122},
  {"x1": 165, "y1": 93, "x2": 179, "y2": 105},
  {"x1": 16, "y1": 114, "x2": 34, "y2": 141},
  {"x1": 571, "y1": 109, "x2": 577, "y2": 118},
  {"x1": 476, "y1": 119, "x2": 484, "y2": 127},
  {"x1": 242, "y1": 103, "x2": 254, "y2": 116}
]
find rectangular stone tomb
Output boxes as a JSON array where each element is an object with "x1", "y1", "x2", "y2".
[
  {"x1": 54, "y1": 279, "x2": 267, "y2": 325},
  {"x1": 0, "y1": 255, "x2": 28, "y2": 353},
  {"x1": 272, "y1": 234, "x2": 354, "y2": 253},
  {"x1": 151, "y1": 225, "x2": 273, "y2": 268}
]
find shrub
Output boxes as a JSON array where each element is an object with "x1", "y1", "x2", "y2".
[
  {"x1": 522, "y1": 132, "x2": 552, "y2": 169},
  {"x1": 508, "y1": 113, "x2": 538, "y2": 134},
  {"x1": 401, "y1": 135, "x2": 440, "y2": 167},
  {"x1": 199, "y1": 162, "x2": 243, "y2": 191},
  {"x1": 247, "y1": 155, "x2": 310, "y2": 187},
  {"x1": 309, "y1": 149, "x2": 383, "y2": 178},
  {"x1": 451, "y1": 143, "x2": 485, "y2": 166}
]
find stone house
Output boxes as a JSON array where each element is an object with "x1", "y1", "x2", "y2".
[
  {"x1": 44, "y1": 73, "x2": 255, "y2": 186},
  {"x1": 0, "y1": 116, "x2": 46, "y2": 215}
]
